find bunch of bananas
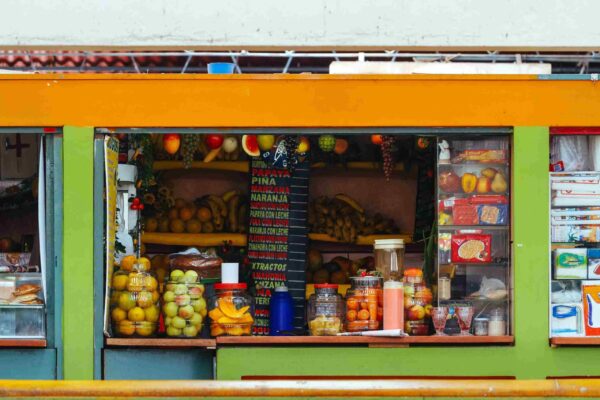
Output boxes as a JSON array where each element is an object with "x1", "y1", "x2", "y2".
[
  {"x1": 308, "y1": 194, "x2": 399, "y2": 243},
  {"x1": 196, "y1": 190, "x2": 248, "y2": 234}
]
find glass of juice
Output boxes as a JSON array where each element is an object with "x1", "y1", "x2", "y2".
[
  {"x1": 431, "y1": 307, "x2": 449, "y2": 335},
  {"x1": 383, "y1": 281, "x2": 404, "y2": 330}
]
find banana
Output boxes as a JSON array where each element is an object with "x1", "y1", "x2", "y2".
[
  {"x1": 334, "y1": 194, "x2": 364, "y2": 214},
  {"x1": 204, "y1": 148, "x2": 221, "y2": 163},
  {"x1": 222, "y1": 190, "x2": 239, "y2": 203},
  {"x1": 202, "y1": 197, "x2": 224, "y2": 231},
  {"x1": 227, "y1": 194, "x2": 241, "y2": 233},
  {"x1": 207, "y1": 195, "x2": 228, "y2": 217}
]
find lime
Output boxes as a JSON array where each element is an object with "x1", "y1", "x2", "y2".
[{"x1": 257, "y1": 135, "x2": 275, "y2": 151}]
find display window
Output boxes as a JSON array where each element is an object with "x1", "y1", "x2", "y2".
[
  {"x1": 98, "y1": 129, "x2": 513, "y2": 349},
  {"x1": 549, "y1": 129, "x2": 600, "y2": 345},
  {"x1": 0, "y1": 129, "x2": 58, "y2": 345}
]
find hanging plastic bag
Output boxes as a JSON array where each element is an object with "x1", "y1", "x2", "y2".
[
  {"x1": 589, "y1": 136, "x2": 600, "y2": 171},
  {"x1": 551, "y1": 136, "x2": 590, "y2": 171}
]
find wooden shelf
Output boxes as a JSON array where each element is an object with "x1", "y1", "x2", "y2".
[
  {"x1": 550, "y1": 337, "x2": 600, "y2": 347},
  {"x1": 106, "y1": 338, "x2": 216, "y2": 348},
  {"x1": 142, "y1": 232, "x2": 247, "y2": 247},
  {"x1": 311, "y1": 161, "x2": 405, "y2": 172},
  {"x1": 153, "y1": 161, "x2": 249, "y2": 173},
  {"x1": 308, "y1": 233, "x2": 412, "y2": 246},
  {"x1": 0, "y1": 338, "x2": 46, "y2": 348},
  {"x1": 217, "y1": 335, "x2": 514, "y2": 347}
]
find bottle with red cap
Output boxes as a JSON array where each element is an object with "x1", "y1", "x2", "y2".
[
  {"x1": 307, "y1": 284, "x2": 345, "y2": 335},
  {"x1": 208, "y1": 282, "x2": 254, "y2": 336}
]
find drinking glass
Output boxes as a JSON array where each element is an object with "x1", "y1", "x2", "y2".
[
  {"x1": 431, "y1": 307, "x2": 449, "y2": 336},
  {"x1": 456, "y1": 306, "x2": 474, "y2": 336}
]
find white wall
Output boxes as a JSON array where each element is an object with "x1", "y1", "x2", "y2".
[{"x1": 0, "y1": 0, "x2": 598, "y2": 49}]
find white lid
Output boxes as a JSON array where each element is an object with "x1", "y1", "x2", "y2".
[
  {"x1": 374, "y1": 238, "x2": 405, "y2": 249},
  {"x1": 384, "y1": 280, "x2": 403, "y2": 289},
  {"x1": 275, "y1": 286, "x2": 288, "y2": 292}
]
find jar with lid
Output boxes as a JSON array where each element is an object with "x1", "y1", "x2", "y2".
[
  {"x1": 374, "y1": 239, "x2": 405, "y2": 281},
  {"x1": 162, "y1": 269, "x2": 207, "y2": 338},
  {"x1": 345, "y1": 276, "x2": 383, "y2": 332},
  {"x1": 208, "y1": 283, "x2": 254, "y2": 336},
  {"x1": 110, "y1": 256, "x2": 160, "y2": 338},
  {"x1": 307, "y1": 284, "x2": 344, "y2": 335},
  {"x1": 473, "y1": 317, "x2": 489, "y2": 336},
  {"x1": 438, "y1": 274, "x2": 451, "y2": 301},
  {"x1": 488, "y1": 308, "x2": 506, "y2": 336}
]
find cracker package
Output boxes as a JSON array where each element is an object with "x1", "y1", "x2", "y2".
[{"x1": 451, "y1": 234, "x2": 492, "y2": 263}]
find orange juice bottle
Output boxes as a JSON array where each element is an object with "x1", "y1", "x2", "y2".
[{"x1": 383, "y1": 280, "x2": 404, "y2": 330}]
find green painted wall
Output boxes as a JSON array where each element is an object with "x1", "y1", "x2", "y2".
[
  {"x1": 216, "y1": 127, "x2": 600, "y2": 380},
  {"x1": 63, "y1": 126, "x2": 95, "y2": 379}
]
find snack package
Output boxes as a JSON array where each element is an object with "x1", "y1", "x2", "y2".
[
  {"x1": 168, "y1": 247, "x2": 222, "y2": 279},
  {"x1": 478, "y1": 204, "x2": 509, "y2": 225},
  {"x1": 453, "y1": 204, "x2": 479, "y2": 225},
  {"x1": 453, "y1": 150, "x2": 507, "y2": 164},
  {"x1": 451, "y1": 234, "x2": 492, "y2": 263},
  {"x1": 554, "y1": 248, "x2": 587, "y2": 279}
]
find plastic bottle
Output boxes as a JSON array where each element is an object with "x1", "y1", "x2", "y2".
[
  {"x1": 383, "y1": 281, "x2": 404, "y2": 330},
  {"x1": 269, "y1": 286, "x2": 294, "y2": 335}
]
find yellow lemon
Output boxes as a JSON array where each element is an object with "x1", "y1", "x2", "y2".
[
  {"x1": 111, "y1": 307, "x2": 127, "y2": 323},
  {"x1": 151, "y1": 290, "x2": 160, "y2": 304},
  {"x1": 118, "y1": 292, "x2": 136, "y2": 311},
  {"x1": 117, "y1": 320, "x2": 135, "y2": 336},
  {"x1": 144, "y1": 306, "x2": 159, "y2": 323},
  {"x1": 112, "y1": 274, "x2": 128, "y2": 291},
  {"x1": 136, "y1": 257, "x2": 151, "y2": 272},
  {"x1": 128, "y1": 306, "x2": 145, "y2": 322},
  {"x1": 257, "y1": 135, "x2": 275, "y2": 151},
  {"x1": 136, "y1": 321, "x2": 155, "y2": 337},
  {"x1": 145, "y1": 276, "x2": 158, "y2": 292},
  {"x1": 136, "y1": 291, "x2": 154, "y2": 308}
]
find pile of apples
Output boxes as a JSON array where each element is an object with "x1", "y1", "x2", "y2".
[{"x1": 161, "y1": 269, "x2": 207, "y2": 337}]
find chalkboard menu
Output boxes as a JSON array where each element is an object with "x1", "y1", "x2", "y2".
[{"x1": 249, "y1": 158, "x2": 310, "y2": 335}]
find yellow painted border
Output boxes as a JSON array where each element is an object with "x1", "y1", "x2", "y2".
[{"x1": 0, "y1": 74, "x2": 599, "y2": 127}]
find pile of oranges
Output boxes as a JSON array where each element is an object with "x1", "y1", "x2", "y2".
[{"x1": 345, "y1": 288, "x2": 384, "y2": 331}]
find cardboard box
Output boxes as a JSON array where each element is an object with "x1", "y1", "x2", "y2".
[
  {"x1": 589, "y1": 249, "x2": 600, "y2": 279},
  {"x1": 554, "y1": 248, "x2": 588, "y2": 279}
]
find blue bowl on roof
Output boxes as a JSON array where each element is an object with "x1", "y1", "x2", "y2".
[{"x1": 207, "y1": 63, "x2": 236, "y2": 74}]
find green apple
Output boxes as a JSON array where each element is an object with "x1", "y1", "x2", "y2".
[
  {"x1": 174, "y1": 284, "x2": 188, "y2": 295},
  {"x1": 163, "y1": 291, "x2": 176, "y2": 303},
  {"x1": 166, "y1": 326, "x2": 182, "y2": 337},
  {"x1": 183, "y1": 325, "x2": 199, "y2": 337},
  {"x1": 170, "y1": 269, "x2": 184, "y2": 282},
  {"x1": 178, "y1": 304, "x2": 194, "y2": 319},
  {"x1": 190, "y1": 312, "x2": 203, "y2": 327},
  {"x1": 191, "y1": 298, "x2": 207, "y2": 313},
  {"x1": 175, "y1": 294, "x2": 191, "y2": 306},
  {"x1": 171, "y1": 316, "x2": 186, "y2": 329},
  {"x1": 183, "y1": 270, "x2": 198, "y2": 283},
  {"x1": 164, "y1": 316, "x2": 172, "y2": 327},
  {"x1": 162, "y1": 301, "x2": 178, "y2": 318}
]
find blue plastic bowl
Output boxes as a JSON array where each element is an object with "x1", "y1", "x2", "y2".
[{"x1": 207, "y1": 63, "x2": 236, "y2": 74}]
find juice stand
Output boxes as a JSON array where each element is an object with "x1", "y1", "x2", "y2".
[{"x1": 1, "y1": 73, "x2": 600, "y2": 380}]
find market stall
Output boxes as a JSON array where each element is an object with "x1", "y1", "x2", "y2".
[{"x1": 0, "y1": 128, "x2": 62, "y2": 379}]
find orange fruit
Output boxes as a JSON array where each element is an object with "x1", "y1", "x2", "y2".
[
  {"x1": 120, "y1": 255, "x2": 137, "y2": 272},
  {"x1": 197, "y1": 207, "x2": 212, "y2": 222},
  {"x1": 112, "y1": 274, "x2": 128, "y2": 291},
  {"x1": 117, "y1": 320, "x2": 135, "y2": 336},
  {"x1": 163, "y1": 134, "x2": 181, "y2": 155},
  {"x1": 368, "y1": 320, "x2": 380, "y2": 330},
  {"x1": 360, "y1": 302, "x2": 369, "y2": 310},
  {"x1": 346, "y1": 298, "x2": 358, "y2": 310},
  {"x1": 174, "y1": 198, "x2": 186, "y2": 209},
  {"x1": 128, "y1": 307, "x2": 145, "y2": 322},
  {"x1": 158, "y1": 217, "x2": 170, "y2": 232},
  {"x1": 179, "y1": 207, "x2": 194, "y2": 222},
  {"x1": 357, "y1": 309, "x2": 370, "y2": 321},
  {"x1": 145, "y1": 217, "x2": 158, "y2": 232},
  {"x1": 346, "y1": 310, "x2": 357, "y2": 322},
  {"x1": 168, "y1": 208, "x2": 179, "y2": 220},
  {"x1": 186, "y1": 218, "x2": 202, "y2": 234},
  {"x1": 111, "y1": 307, "x2": 127, "y2": 322},
  {"x1": 170, "y1": 218, "x2": 185, "y2": 233},
  {"x1": 371, "y1": 134, "x2": 383, "y2": 145},
  {"x1": 136, "y1": 257, "x2": 151, "y2": 272}
]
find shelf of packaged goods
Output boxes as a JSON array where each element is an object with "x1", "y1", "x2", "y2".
[
  {"x1": 106, "y1": 338, "x2": 216, "y2": 348},
  {"x1": 308, "y1": 233, "x2": 412, "y2": 245},
  {"x1": 153, "y1": 161, "x2": 249, "y2": 173},
  {"x1": 438, "y1": 225, "x2": 509, "y2": 231},
  {"x1": 141, "y1": 232, "x2": 247, "y2": 247},
  {"x1": 0, "y1": 338, "x2": 46, "y2": 347},
  {"x1": 216, "y1": 335, "x2": 514, "y2": 347},
  {"x1": 549, "y1": 337, "x2": 600, "y2": 347}
]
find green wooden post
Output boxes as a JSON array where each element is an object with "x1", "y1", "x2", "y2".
[{"x1": 63, "y1": 126, "x2": 95, "y2": 379}]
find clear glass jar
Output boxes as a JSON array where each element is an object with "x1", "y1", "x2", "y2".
[
  {"x1": 208, "y1": 283, "x2": 254, "y2": 336},
  {"x1": 345, "y1": 276, "x2": 383, "y2": 332},
  {"x1": 162, "y1": 268, "x2": 207, "y2": 337},
  {"x1": 488, "y1": 308, "x2": 506, "y2": 336},
  {"x1": 473, "y1": 317, "x2": 489, "y2": 336},
  {"x1": 110, "y1": 260, "x2": 160, "y2": 338},
  {"x1": 307, "y1": 284, "x2": 344, "y2": 335},
  {"x1": 374, "y1": 239, "x2": 405, "y2": 281},
  {"x1": 403, "y1": 281, "x2": 433, "y2": 336},
  {"x1": 438, "y1": 274, "x2": 451, "y2": 301}
]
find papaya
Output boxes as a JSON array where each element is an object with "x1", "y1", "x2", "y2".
[
  {"x1": 226, "y1": 326, "x2": 245, "y2": 336},
  {"x1": 238, "y1": 313, "x2": 254, "y2": 324},
  {"x1": 217, "y1": 316, "x2": 241, "y2": 324},
  {"x1": 219, "y1": 299, "x2": 249, "y2": 319},
  {"x1": 208, "y1": 307, "x2": 224, "y2": 321},
  {"x1": 210, "y1": 324, "x2": 226, "y2": 337}
]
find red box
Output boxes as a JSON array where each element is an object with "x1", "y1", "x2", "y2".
[{"x1": 451, "y1": 234, "x2": 492, "y2": 263}]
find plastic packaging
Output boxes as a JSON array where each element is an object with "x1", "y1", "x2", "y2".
[
  {"x1": 221, "y1": 263, "x2": 239, "y2": 283},
  {"x1": 208, "y1": 283, "x2": 254, "y2": 336},
  {"x1": 307, "y1": 284, "x2": 344, "y2": 336},
  {"x1": 269, "y1": 286, "x2": 294, "y2": 336},
  {"x1": 161, "y1": 269, "x2": 207, "y2": 338},
  {"x1": 551, "y1": 136, "x2": 590, "y2": 172},
  {"x1": 168, "y1": 248, "x2": 222, "y2": 280},
  {"x1": 110, "y1": 261, "x2": 160, "y2": 338},
  {"x1": 374, "y1": 239, "x2": 405, "y2": 281},
  {"x1": 345, "y1": 276, "x2": 383, "y2": 332}
]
